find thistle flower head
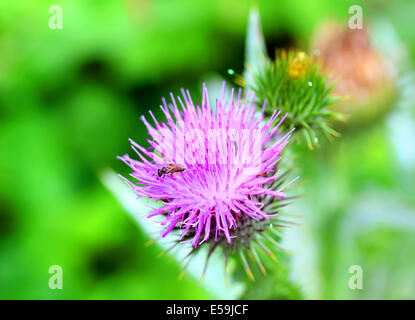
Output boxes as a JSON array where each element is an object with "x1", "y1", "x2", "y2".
[
  {"x1": 240, "y1": 50, "x2": 342, "y2": 149},
  {"x1": 310, "y1": 22, "x2": 396, "y2": 126},
  {"x1": 119, "y1": 83, "x2": 296, "y2": 250},
  {"x1": 288, "y1": 51, "x2": 308, "y2": 78}
]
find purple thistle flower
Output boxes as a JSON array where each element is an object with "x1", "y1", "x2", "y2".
[{"x1": 119, "y1": 82, "x2": 296, "y2": 249}]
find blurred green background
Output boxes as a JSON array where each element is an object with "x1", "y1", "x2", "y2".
[{"x1": 1, "y1": 0, "x2": 414, "y2": 299}]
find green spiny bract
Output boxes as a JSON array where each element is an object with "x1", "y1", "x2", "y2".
[
  {"x1": 240, "y1": 51, "x2": 343, "y2": 149},
  {"x1": 168, "y1": 169, "x2": 300, "y2": 282}
]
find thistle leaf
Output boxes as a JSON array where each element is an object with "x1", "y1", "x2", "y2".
[{"x1": 244, "y1": 6, "x2": 268, "y2": 85}]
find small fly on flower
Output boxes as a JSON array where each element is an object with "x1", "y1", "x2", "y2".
[{"x1": 157, "y1": 163, "x2": 186, "y2": 177}]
